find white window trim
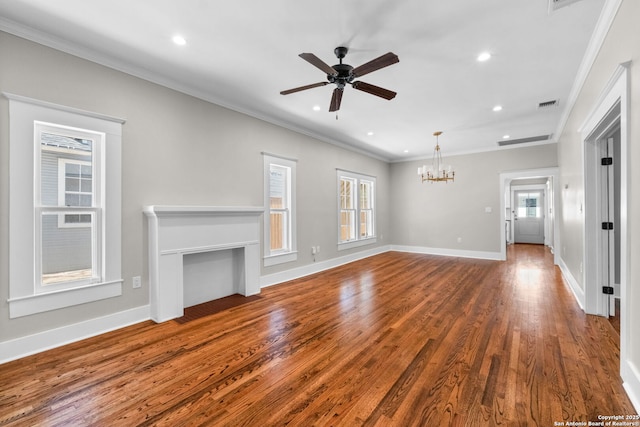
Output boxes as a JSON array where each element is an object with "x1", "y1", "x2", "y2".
[
  {"x1": 263, "y1": 153, "x2": 297, "y2": 266},
  {"x1": 5, "y1": 93, "x2": 124, "y2": 318},
  {"x1": 337, "y1": 169, "x2": 377, "y2": 251},
  {"x1": 57, "y1": 157, "x2": 93, "y2": 229}
]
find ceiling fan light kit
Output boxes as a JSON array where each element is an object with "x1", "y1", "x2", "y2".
[{"x1": 280, "y1": 46, "x2": 399, "y2": 112}]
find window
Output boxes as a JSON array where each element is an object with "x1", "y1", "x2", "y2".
[
  {"x1": 37, "y1": 124, "x2": 101, "y2": 289},
  {"x1": 6, "y1": 93, "x2": 124, "y2": 318},
  {"x1": 516, "y1": 192, "x2": 542, "y2": 218},
  {"x1": 337, "y1": 170, "x2": 376, "y2": 250},
  {"x1": 263, "y1": 153, "x2": 297, "y2": 266}
]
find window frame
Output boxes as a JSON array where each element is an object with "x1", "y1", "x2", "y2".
[
  {"x1": 263, "y1": 153, "x2": 297, "y2": 266},
  {"x1": 5, "y1": 93, "x2": 124, "y2": 318},
  {"x1": 337, "y1": 169, "x2": 377, "y2": 251}
]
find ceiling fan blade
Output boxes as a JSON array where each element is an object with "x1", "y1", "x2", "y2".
[
  {"x1": 351, "y1": 81, "x2": 397, "y2": 100},
  {"x1": 280, "y1": 82, "x2": 329, "y2": 95},
  {"x1": 299, "y1": 53, "x2": 338, "y2": 76},
  {"x1": 329, "y1": 88, "x2": 343, "y2": 112},
  {"x1": 352, "y1": 52, "x2": 399, "y2": 77}
]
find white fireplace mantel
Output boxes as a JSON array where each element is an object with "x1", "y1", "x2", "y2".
[{"x1": 143, "y1": 205, "x2": 264, "y2": 322}]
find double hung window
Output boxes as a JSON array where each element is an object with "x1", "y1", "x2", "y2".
[
  {"x1": 6, "y1": 94, "x2": 123, "y2": 318},
  {"x1": 263, "y1": 153, "x2": 297, "y2": 266},
  {"x1": 337, "y1": 170, "x2": 376, "y2": 250}
]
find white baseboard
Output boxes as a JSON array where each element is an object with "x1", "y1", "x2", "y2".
[
  {"x1": 557, "y1": 256, "x2": 585, "y2": 310},
  {"x1": 622, "y1": 359, "x2": 640, "y2": 414},
  {"x1": 0, "y1": 305, "x2": 150, "y2": 365},
  {"x1": 260, "y1": 245, "x2": 392, "y2": 288},
  {"x1": 391, "y1": 245, "x2": 503, "y2": 261}
]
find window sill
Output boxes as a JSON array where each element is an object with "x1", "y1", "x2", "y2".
[
  {"x1": 8, "y1": 279, "x2": 123, "y2": 318},
  {"x1": 264, "y1": 251, "x2": 298, "y2": 267},
  {"x1": 338, "y1": 237, "x2": 377, "y2": 251}
]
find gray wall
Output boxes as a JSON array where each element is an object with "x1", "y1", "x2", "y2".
[
  {"x1": 556, "y1": 0, "x2": 640, "y2": 381},
  {"x1": 0, "y1": 31, "x2": 390, "y2": 341},
  {"x1": 390, "y1": 144, "x2": 557, "y2": 253}
]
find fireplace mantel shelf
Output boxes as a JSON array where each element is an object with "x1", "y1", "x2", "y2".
[{"x1": 144, "y1": 205, "x2": 264, "y2": 217}]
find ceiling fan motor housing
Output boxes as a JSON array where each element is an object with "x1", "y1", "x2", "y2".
[{"x1": 328, "y1": 63, "x2": 354, "y2": 88}]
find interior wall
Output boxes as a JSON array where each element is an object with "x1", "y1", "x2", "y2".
[
  {"x1": 389, "y1": 144, "x2": 557, "y2": 254},
  {"x1": 556, "y1": 0, "x2": 639, "y2": 404},
  {"x1": 0, "y1": 31, "x2": 390, "y2": 342}
]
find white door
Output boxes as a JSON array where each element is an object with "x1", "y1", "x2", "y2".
[
  {"x1": 514, "y1": 191, "x2": 544, "y2": 244},
  {"x1": 600, "y1": 137, "x2": 615, "y2": 316}
]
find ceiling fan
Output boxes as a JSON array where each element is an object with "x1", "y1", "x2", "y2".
[{"x1": 280, "y1": 46, "x2": 399, "y2": 112}]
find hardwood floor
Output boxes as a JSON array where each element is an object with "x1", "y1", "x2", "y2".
[{"x1": 0, "y1": 245, "x2": 635, "y2": 426}]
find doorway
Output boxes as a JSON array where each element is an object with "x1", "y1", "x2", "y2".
[
  {"x1": 499, "y1": 168, "x2": 559, "y2": 264},
  {"x1": 513, "y1": 189, "x2": 545, "y2": 244}
]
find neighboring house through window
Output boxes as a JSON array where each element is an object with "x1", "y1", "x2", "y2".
[
  {"x1": 263, "y1": 153, "x2": 297, "y2": 266},
  {"x1": 6, "y1": 93, "x2": 124, "y2": 318},
  {"x1": 337, "y1": 169, "x2": 376, "y2": 250}
]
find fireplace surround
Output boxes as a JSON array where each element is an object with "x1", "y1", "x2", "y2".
[{"x1": 143, "y1": 205, "x2": 263, "y2": 322}]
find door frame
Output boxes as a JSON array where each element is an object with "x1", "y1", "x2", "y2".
[
  {"x1": 579, "y1": 62, "x2": 629, "y2": 385},
  {"x1": 499, "y1": 167, "x2": 560, "y2": 264}
]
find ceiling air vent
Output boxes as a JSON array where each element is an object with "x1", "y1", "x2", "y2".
[
  {"x1": 538, "y1": 99, "x2": 559, "y2": 108},
  {"x1": 549, "y1": 0, "x2": 583, "y2": 12},
  {"x1": 498, "y1": 135, "x2": 552, "y2": 147}
]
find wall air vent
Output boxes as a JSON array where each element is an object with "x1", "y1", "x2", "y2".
[
  {"x1": 549, "y1": 0, "x2": 583, "y2": 12},
  {"x1": 538, "y1": 99, "x2": 559, "y2": 108},
  {"x1": 498, "y1": 135, "x2": 552, "y2": 147}
]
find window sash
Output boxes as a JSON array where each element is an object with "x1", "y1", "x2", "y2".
[
  {"x1": 35, "y1": 122, "x2": 104, "y2": 292},
  {"x1": 337, "y1": 172, "x2": 375, "y2": 245}
]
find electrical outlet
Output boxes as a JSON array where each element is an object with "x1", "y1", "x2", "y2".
[
  {"x1": 132, "y1": 276, "x2": 141, "y2": 288},
  {"x1": 311, "y1": 246, "x2": 317, "y2": 255}
]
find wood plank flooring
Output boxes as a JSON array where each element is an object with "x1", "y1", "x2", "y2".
[{"x1": 0, "y1": 245, "x2": 635, "y2": 426}]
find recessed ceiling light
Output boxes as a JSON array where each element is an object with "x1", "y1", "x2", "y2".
[
  {"x1": 477, "y1": 52, "x2": 491, "y2": 62},
  {"x1": 312, "y1": 105, "x2": 321, "y2": 111},
  {"x1": 172, "y1": 35, "x2": 187, "y2": 46},
  {"x1": 404, "y1": 149, "x2": 409, "y2": 153},
  {"x1": 503, "y1": 135, "x2": 510, "y2": 139},
  {"x1": 493, "y1": 105, "x2": 503, "y2": 112},
  {"x1": 367, "y1": 131, "x2": 374, "y2": 136}
]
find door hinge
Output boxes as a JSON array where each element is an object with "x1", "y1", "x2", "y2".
[
  {"x1": 601, "y1": 157, "x2": 613, "y2": 166},
  {"x1": 602, "y1": 286, "x2": 614, "y2": 295},
  {"x1": 601, "y1": 222, "x2": 614, "y2": 230}
]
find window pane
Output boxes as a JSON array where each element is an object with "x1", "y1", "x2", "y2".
[
  {"x1": 340, "y1": 179, "x2": 353, "y2": 209},
  {"x1": 270, "y1": 211, "x2": 288, "y2": 251},
  {"x1": 270, "y1": 165, "x2": 288, "y2": 209},
  {"x1": 41, "y1": 211, "x2": 94, "y2": 285},
  {"x1": 360, "y1": 210, "x2": 372, "y2": 238},
  {"x1": 360, "y1": 181, "x2": 371, "y2": 209},
  {"x1": 340, "y1": 210, "x2": 355, "y2": 242},
  {"x1": 517, "y1": 192, "x2": 541, "y2": 218},
  {"x1": 41, "y1": 133, "x2": 93, "y2": 208}
]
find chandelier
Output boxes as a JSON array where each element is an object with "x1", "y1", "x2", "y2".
[{"x1": 417, "y1": 131, "x2": 455, "y2": 183}]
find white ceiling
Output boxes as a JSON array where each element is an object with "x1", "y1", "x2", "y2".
[{"x1": 0, "y1": 0, "x2": 605, "y2": 161}]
